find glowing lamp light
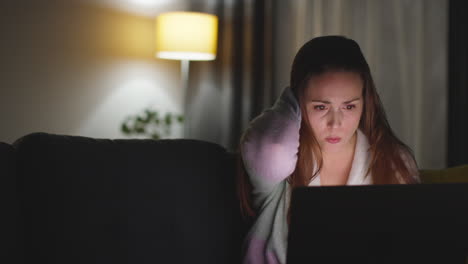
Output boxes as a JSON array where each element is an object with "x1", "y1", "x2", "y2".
[{"x1": 155, "y1": 12, "x2": 218, "y2": 61}]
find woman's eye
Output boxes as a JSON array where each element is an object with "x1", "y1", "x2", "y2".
[
  {"x1": 345, "y1": 105, "x2": 356, "y2": 110},
  {"x1": 313, "y1": 105, "x2": 326, "y2": 111}
]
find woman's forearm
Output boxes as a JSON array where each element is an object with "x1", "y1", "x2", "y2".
[{"x1": 240, "y1": 86, "x2": 302, "y2": 195}]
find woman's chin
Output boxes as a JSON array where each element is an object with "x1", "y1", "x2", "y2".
[
  {"x1": 321, "y1": 143, "x2": 343, "y2": 152},
  {"x1": 320, "y1": 140, "x2": 351, "y2": 153}
]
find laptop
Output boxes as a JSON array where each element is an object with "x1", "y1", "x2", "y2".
[{"x1": 286, "y1": 183, "x2": 468, "y2": 264}]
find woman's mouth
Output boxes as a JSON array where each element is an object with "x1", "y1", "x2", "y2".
[{"x1": 325, "y1": 137, "x2": 341, "y2": 144}]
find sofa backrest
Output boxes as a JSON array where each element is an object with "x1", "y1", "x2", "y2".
[
  {"x1": 14, "y1": 133, "x2": 247, "y2": 264},
  {"x1": 0, "y1": 142, "x2": 18, "y2": 260},
  {"x1": 420, "y1": 165, "x2": 468, "y2": 183}
]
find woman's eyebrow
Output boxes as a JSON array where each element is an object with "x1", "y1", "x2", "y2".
[
  {"x1": 343, "y1": 97, "x2": 361, "y2": 104},
  {"x1": 309, "y1": 97, "x2": 361, "y2": 104},
  {"x1": 309, "y1": 100, "x2": 331, "y2": 104}
]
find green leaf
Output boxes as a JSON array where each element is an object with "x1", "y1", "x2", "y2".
[
  {"x1": 165, "y1": 113, "x2": 172, "y2": 125},
  {"x1": 148, "y1": 112, "x2": 156, "y2": 121},
  {"x1": 121, "y1": 123, "x2": 130, "y2": 134},
  {"x1": 143, "y1": 110, "x2": 152, "y2": 122}
]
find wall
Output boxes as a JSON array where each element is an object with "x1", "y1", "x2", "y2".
[{"x1": 0, "y1": 0, "x2": 187, "y2": 144}]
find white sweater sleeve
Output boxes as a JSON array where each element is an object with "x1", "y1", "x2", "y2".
[{"x1": 240, "y1": 86, "x2": 301, "y2": 199}]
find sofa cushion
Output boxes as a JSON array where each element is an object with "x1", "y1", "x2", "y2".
[{"x1": 15, "y1": 133, "x2": 246, "y2": 264}]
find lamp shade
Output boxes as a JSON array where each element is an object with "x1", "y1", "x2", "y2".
[{"x1": 155, "y1": 12, "x2": 218, "y2": 61}]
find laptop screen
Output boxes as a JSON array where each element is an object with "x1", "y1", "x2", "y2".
[{"x1": 286, "y1": 183, "x2": 468, "y2": 264}]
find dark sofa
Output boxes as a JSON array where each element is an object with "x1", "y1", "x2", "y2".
[
  {"x1": 3, "y1": 132, "x2": 468, "y2": 263},
  {"x1": 2, "y1": 133, "x2": 248, "y2": 264}
]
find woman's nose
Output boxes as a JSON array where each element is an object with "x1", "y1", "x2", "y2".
[{"x1": 327, "y1": 109, "x2": 342, "y2": 128}]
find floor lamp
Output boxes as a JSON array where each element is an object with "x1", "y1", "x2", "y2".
[{"x1": 155, "y1": 11, "x2": 218, "y2": 138}]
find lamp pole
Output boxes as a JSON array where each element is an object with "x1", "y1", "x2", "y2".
[{"x1": 180, "y1": 59, "x2": 190, "y2": 137}]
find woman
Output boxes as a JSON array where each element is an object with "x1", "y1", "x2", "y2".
[{"x1": 238, "y1": 36, "x2": 420, "y2": 264}]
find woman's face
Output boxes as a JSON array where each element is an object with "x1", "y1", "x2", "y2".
[{"x1": 304, "y1": 71, "x2": 363, "y2": 153}]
